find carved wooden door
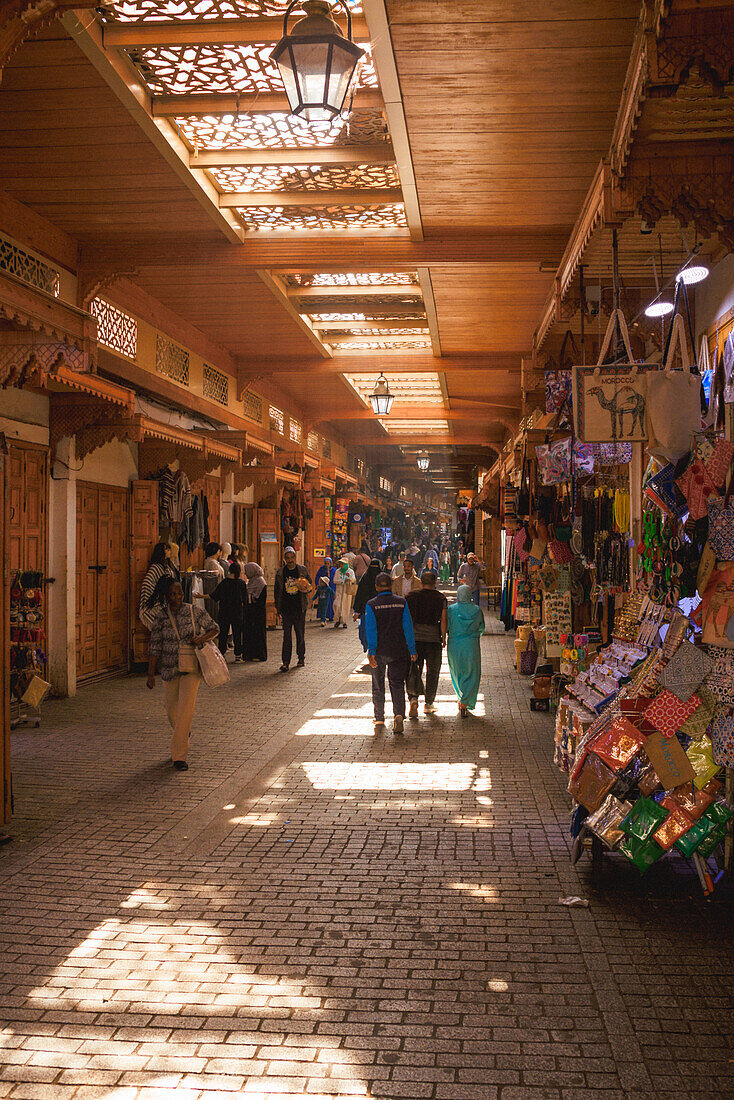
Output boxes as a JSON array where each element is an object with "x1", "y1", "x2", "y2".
[
  {"x1": 130, "y1": 480, "x2": 158, "y2": 663},
  {"x1": 75, "y1": 481, "x2": 129, "y2": 680},
  {"x1": 75, "y1": 482, "x2": 98, "y2": 679}
]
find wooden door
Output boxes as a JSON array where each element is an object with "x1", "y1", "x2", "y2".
[
  {"x1": 6, "y1": 442, "x2": 47, "y2": 574},
  {"x1": 204, "y1": 474, "x2": 221, "y2": 543},
  {"x1": 1, "y1": 449, "x2": 10, "y2": 825},
  {"x1": 130, "y1": 480, "x2": 158, "y2": 663},
  {"x1": 75, "y1": 481, "x2": 129, "y2": 680}
]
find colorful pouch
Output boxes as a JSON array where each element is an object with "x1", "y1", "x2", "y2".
[
  {"x1": 658, "y1": 641, "x2": 713, "y2": 702},
  {"x1": 643, "y1": 689, "x2": 702, "y2": 738},
  {"x1": 568, "y1": 753, "x2": 617, "y2": 813},
  {"x1": 705, "y1": 646, "x2": 734, "y2": 705},
  {"x1": 686, "y1": 735, "x2": 722, "y2": 789},
  {"x1": 536, "y1": 438, "x2": 572, "y2": 486},
  {"x1": 545, "y1": 369, "x2": 572, "y2": 414},
  {"x1": 618, "y1": 835, "x2": 665, "y2": 873},
  {"x1": 675, "y1": 459, "x2": 719, "y2": 521},
  {"x1": 709, "y1": 706, "x2": 734, "y2": 767},
  {"x1": 674, "y1": 813, "x2": 717, "y2": 856},
  {"x1": 652, "y1": 806, "x2": 694, "y2": 850},
  {"x1": 586, "y1": 795, "x2": 633, "y2": 850},
  {"x1": 679, "y1": 685, "x2": 716, "y2": 739},
  {"x1": 590, "y1": 716, "x2": 646, "y2": 772},
  {"x1": 620, "y1": 796, "x2": 669, "y2": 843},
  {"x1": 697, "y1": 825, "x2": 728, "y2": 859},
  {"x1": 593, "y1": 442, "x2": 633, "y2": 465},
  {"x1": 707, "y1": 496, "x2": 734, "y2": 561},
  {"x1": 665, "y1": 777, "x2": 721, "y2": 820}
]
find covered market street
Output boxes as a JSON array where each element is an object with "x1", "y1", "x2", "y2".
[{"x1": 1, "y1": 622, "x2": 732, "y2": 1100}]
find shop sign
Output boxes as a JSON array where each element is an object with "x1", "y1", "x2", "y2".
[{"x1": 644, "y1": 730, "x2": 696, "y2": 789}]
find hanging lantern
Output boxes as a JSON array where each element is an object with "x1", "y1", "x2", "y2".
[
  {"x1": 417, "y1": 451, "x2": 430, "y2": 472},
  {"x1": 270, "y1": 0, "x2": 365, "y2": 123},
  {"x1": 676, "y1": 264, "x2": 709, "y2": 286},
  {"x1": 369, "y1": 372, "x2": 394, "y2": 416}
]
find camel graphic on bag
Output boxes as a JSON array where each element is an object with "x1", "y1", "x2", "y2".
[{"x1": 587, "y1": 384, "x2": 646, "y2": 439}]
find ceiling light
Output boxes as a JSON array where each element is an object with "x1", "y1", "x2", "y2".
[
  {"x1": 676, "y1": 264, "x2": 709, "y2": 286},
  {"x1": 417, "y1": 451, "x2": 430, "y2": 472},
  {"x1": 271, "y1": 0, "x2": 365, "y2": 123},
  {"x1": 644, "y1": 301, "x2": 674, "y2": 318},
  {"x1": 368, "y1": 373, "x2": 394, "y2": 416}
]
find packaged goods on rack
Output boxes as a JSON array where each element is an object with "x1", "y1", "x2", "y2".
[{"x1": 9, "y1": 570, "x2": 51, "y2": 728}]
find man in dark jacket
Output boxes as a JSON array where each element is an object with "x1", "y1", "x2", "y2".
[
  {"x1": 274, "y1": 546, "x2": 313, "y2": 671},
  {"x1": 364, "y1": 573, "x2": 417, "y2": 735},
  {"x1": 406, "y1": 570, "x2": 448, "y2": 718}
]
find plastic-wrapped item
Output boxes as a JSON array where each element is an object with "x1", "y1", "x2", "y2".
[
  {"x1": 638, "y1": 763, "x2": 663, "y2": 796},
  {"x1": 663, "y1": 777, "x2": 722, "y2": 820},
  {"x1": 590, "y1": 716, "x2": 646, "y2": 772},
  {"x1": 620, "y1": 796, "x2": 669, "y2": 843},
  {"x1": 674, "y1": 813, "x2": 717, "y2": 857},
  {"x1": 686, "y1": 735, "x2": 723, "y2": 789},
  {"x1": 586, "y1": 795, "x2": 633, "y2": 850},
  {"x1": 568, "y1": 753, "x2": 617, "y2": 813},
  {"x1": 652, "y1": 806, "x2": 694, "y2": 850},
  {"x1": 618, "y1": 835, "x2": 665, "y2": 873}
]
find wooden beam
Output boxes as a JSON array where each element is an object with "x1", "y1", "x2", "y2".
[
  {"x1": 315, "y1": 406, "x2": 519, "y2": 421},
  {"x1": 104, "y1": 16, "x2": 370, "y2": 48},
  {"x1": 289, "y1": 283, "x2": 421, "y2": 299},
  {"x1": 256, "y1": 270, "x2": 332, "y2": 359},
  {"x1": 191, "y1": 145, "x2": 395, "y2": 168},
  {"x1": 416, "y1": 266, "x2": 441, "y2": 356},
  {"x1": 360, "y1": 435, "x2": 502, "y2": 448},
  {"x1": 151, "y1": 89, "x2": 383, "y2": 117},
  {"x1": 363, "y1": 0, "x2": 423, "y2": 241},
  {"x1": 60, "y1": 12, "x2": 243, "y2": 245},
  {"x1": 324, "y1": 334, "x2": 430, "y2": 347},
  {"x1": 219, "y1": 188, "x2": 403, "y2": 209},
  {"x1": 237, "y1": 354, "x2": 524, "y2": 378},
  {"x1": 79, "y1": 227, "x2": 570, "y2": 269}
]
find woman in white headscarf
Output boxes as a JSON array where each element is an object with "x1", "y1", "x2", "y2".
[
  {"x1": 243, "y1": 562, "x2": 268, "y2": 662},
  {"x1": 332, "y1": 557, "x2": 357, "y2": 628}
]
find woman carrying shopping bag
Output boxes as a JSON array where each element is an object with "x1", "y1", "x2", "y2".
[
  {"x1": 333, "y1": 557, "x2": 357, "y2": 628},
  {"x1": 147, "y1": 576, "x2": 218, "y2": 770}
]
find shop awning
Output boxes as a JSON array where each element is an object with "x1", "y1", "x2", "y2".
[
  {"x1": 306, "y1": 473, "x2": 336, "y2": 495},
  {"x1": 26, "y1": 364, "x2": 138, "y2": 459},
  {"x1": 200, "y1": 428, "x2": 274, "y2": 462},
  {"x1": 241, "y1": 462, "x2": 302, "y2": 489},
  {"x1": 279, "y1": 449, "x2": 320, "y2": 470},
  {"x1": 322, "y1": 461, "x2": 358, "y2": 489}
]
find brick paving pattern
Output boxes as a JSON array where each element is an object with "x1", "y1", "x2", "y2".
[{"x1": 1, "y1": 615, "x2": 733, "y2": 1099}]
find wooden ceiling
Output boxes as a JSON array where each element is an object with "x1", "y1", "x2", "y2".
[{"x1": 0, "y1": 0, "x2": 693, "y2": 490}]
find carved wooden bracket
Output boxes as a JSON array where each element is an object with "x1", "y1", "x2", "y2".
[
  {"x1": 1, "y1": 0, "x2": 96, "y2": 84},
  {"x1": 0, "y1": 331, "x2": 87, "y2": 388},
  {"x1": 77, "y1": 265, "x2": 141, "y2": 310}
]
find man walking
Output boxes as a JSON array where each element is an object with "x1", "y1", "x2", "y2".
[
  {"x1": 274, "y1": 546, "x2": 312, "y2": 671},
  {"x1": 391, "y1": 550, "x2": 406, "y2": 580},
  {"x1": 458, "y1": 552, "x2": 484, "y2": 606},
  {"x1": 392, "y1": 556, "x2": 421, "y2": 598},
  {"x1": 365, "y1": 572, "x2": 417, "y2": 735},
  {"x1": 406, "y1": 571, "x2": 448, "y2": 718}
]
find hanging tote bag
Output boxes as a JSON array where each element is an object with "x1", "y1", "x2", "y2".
[
  {"x1": 572, "y1": 309, "x2": 649, "y2": 443},
  {"x1": 196, "y1": 640, "x2": 231, "y2": 687},
  {"x1": 647, "y1": 314, "x2": 702, "y2": 463},
  {"x1": 519, "y1": 631, "x2": 538, "y2": 675},
  {"x1": 167, "y1": 606, "x2": 198, "y2": 673}
]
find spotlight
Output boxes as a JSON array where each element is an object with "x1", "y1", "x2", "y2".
[
  {"x1": 645, "y1": 301, "x2": 674, "y2": 318},
  {"x1": 676, "y1": 264, "x2": 709, "y2": 286}
]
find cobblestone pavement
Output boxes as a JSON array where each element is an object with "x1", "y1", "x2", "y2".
[{"x1": 1, "y1": 616, "x2": 732, "y2": 1100}]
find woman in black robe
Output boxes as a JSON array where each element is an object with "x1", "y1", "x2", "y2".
[{"x1": 243, "y1": 562, "x2": 268, "y2": 662}]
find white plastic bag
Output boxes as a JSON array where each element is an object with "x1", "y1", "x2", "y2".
[{"x1": 196, "y1": 642, "x2": 230, "y2": 687}]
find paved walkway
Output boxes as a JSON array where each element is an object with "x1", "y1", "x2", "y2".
[{"x1": 1, "y1": 618, "x2": 732, "y2": 1100}]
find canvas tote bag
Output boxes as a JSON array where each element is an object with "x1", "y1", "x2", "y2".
[{"x1": 647, "y1": 314, "x2": 702, "y2": 463}]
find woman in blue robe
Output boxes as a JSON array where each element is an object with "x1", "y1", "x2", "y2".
[
  {"x1": 447, "y1": 584, "x2": 485, "y2": 717},
  {"x1": 313, "y1": 557, "x2": 336, "y2": 623}
]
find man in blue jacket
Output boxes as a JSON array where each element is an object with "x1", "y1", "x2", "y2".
[{"x1": 364, "y1": 572, "x2": 417, "y2": 735}]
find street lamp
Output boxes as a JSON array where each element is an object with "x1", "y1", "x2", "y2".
[
  {"x1": 417, "y1": 451, "x2": 430, "y2": 472},
  {"x1": 369, "y1": 372, "x2": 394, "y2": 416},
  {"x1": 271, "y1": 0, "x2": 365, "y2": 123}
]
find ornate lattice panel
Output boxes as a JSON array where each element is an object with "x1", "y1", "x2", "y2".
[
  {"x1": 242, "y1": 387, "x2": 263, "y2": 423},
  {"x1": 290, "y1": 272, "x2": 417, "y2": 287},
  {"x1": 325, "y1": 328, "x2": 428, "y2": 337},
  {"x1": 90, "y1": 297, "x2": 138, "y2": 360},
  {"x1": 322, "y1": 437, "x2": 331, "y2": 459},
  {"x1": 203, "y1": 362, "x2": 229, "y2": 405},
  {"x1": 235, "y1": 203, "x2": 407, "y2": 231},
  {"x1": 129, "y1": 43, "x2": 376, "y2": 96},
  {"x1": 104, "y1": 0, "x2": 361, "y2": 20},
  {"x1": 179, "y1": 111, "x2": 388, "y2": 151},
  {"x1": 289, "y1": 417, "x2": 302, "y2": 444},
  {"x1": 212, "y1": 164, "x2": 398, "y2": 193},
  {"x1": 306, "y1": 310, "x2": 425, "y2": 322},
  {"x1": 0, "y1": 235, "x2": 60, "y2": 297},
  {"x1": 307, "y1": 430, "x2": 319, "y2": 453},
  {"x1": 269, "y1": 405, "x2": 284, "y2": 434},
  {"x1": 155, "y1": 333, "x2": 189, "y2": 385}
]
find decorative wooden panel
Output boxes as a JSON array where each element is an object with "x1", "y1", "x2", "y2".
[
  {"x1": 75, "y1": 481, "x2": 129, "y2": 680},
  {"x1": 176, "y1": 108, "x2": 386, "y2": 150},
  {"x1": 213, "y1": 164, "x2": 399, "y2": 193},
  {"x1": 6, "y1": 443, "x2": 47, "y2": 575},
  {"x1": 76, "y1": 482, "x2": 99, "y2": 679},
  {"x1": 234, "y1": 202, "x2": 407, "y2": 231},
  {"x1": 130, "y1": 479, "x2": 159, "y2": 663}
]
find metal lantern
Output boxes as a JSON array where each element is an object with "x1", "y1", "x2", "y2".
[
  {"x1": 271, "y1": 0, "x2": 365, "y2": 123},
  {"x1": 417, "y1": 451, "x2": 430, "y2": 472},
  {"x1": 369, "y1": 373, "x2": 394, "y2": 416}
]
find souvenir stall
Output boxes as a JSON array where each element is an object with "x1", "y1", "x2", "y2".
[{"x1": 552, "y1": 304, "x2": 734, "y2": 890}]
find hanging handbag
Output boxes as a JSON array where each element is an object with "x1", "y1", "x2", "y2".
[
  {"x1": 519, "y1": 631, "x2": 538, "y2": 675},
  {"x1": 516, "y1": 453, "x2": 531, "y2": 516},
  {"x1": 658, "y1": 640, "x2": 713, "y2": 702},
  {"x1": 647, "y1": 314, "x2": 703, "y2": 463},
  {"x1": 196, "y1": 640, "x2": 230, "y2": 687},
  {"x1": 705, "y1": 645, "x2": 734, "y2": 706},
  {"x1": 168, "y1": 605, "x2": 198, "y2": 674},
  {"x1": 406, "y1": 660, "x2": 425, "y2": 698},
  {"x1": 708, "y1": 706, "x2": 734, "y2": 768}
]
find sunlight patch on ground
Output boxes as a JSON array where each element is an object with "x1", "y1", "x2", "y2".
[
  {"x1": 448, "y1": 881, "x2": 500, "y2": 901},
  {"x1": 488, "y1": 979, "x2": 509, "y2": 992},
  {"x1": 228, "y1": 811, "x2": 282, "y2": 826},
  {"x1": 450, "y1": 815, "x2": 494, "y2": 827},
  {"x1": 302, "y1": 761, "x2": 476, "y2": 791}
]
